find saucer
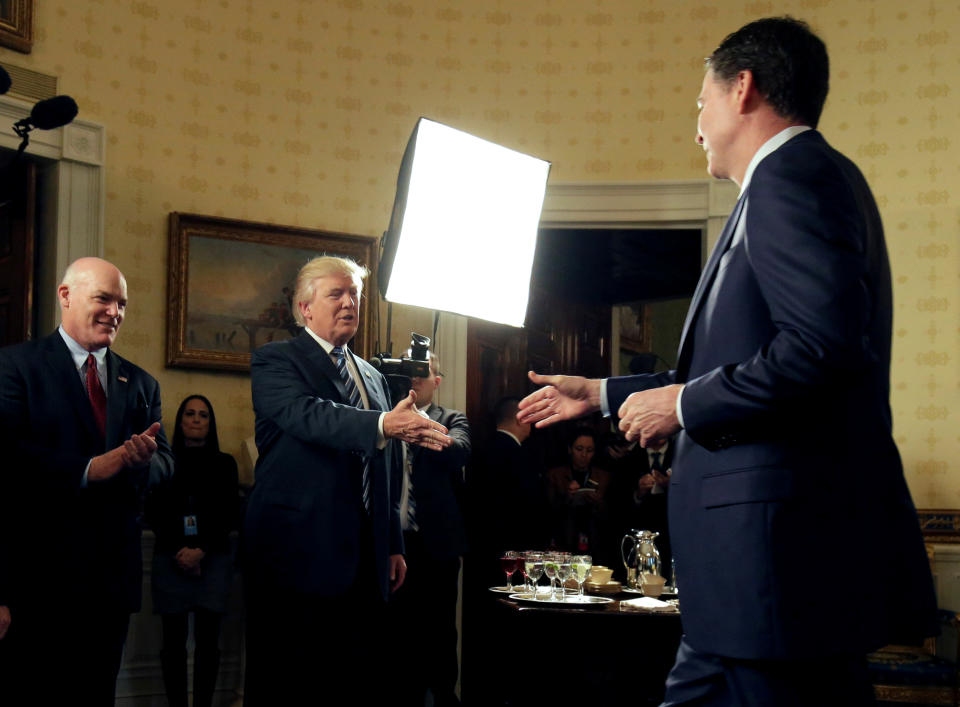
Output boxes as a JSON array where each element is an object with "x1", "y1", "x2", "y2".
[{"x1": 584, "y1": 580, "x2": 622, "y2": 595}]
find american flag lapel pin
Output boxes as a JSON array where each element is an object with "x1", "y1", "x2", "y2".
[{"x1": 118, "y1": 376, "x2": 128, "y2": 383}]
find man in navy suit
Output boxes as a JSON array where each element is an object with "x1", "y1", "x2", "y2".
[
  {"x1": 242, "y1": 256, "x2": 452, "y2": 705},
  {"x1": 391, "y1": 351, "x2": 470, "y2": 707},
  {"x1": 0, "y1": 256, "x2": 174, "y2": 704},
  {"x1": 519, "y1": 17, "x2": 935, "y2": 705}
]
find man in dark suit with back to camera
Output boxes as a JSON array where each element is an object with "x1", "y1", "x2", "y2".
[
  {"x1": 391, "y1": 351, "x2": 470, "y2": 707},
  {"x1": 242, "y1": 255, "x2": 453, "y2": 705},
  {"x1": 0, "y1": 256, "x2": 174, "y2": 705},
  {"x1": 519, "y1": 17, "x2": 935, "y2": 706}
]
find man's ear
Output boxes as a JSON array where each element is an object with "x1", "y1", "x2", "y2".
[
  {"x1": 57, "y1": 285, "x2": 70, "y2": 308},
  {"x1": 734, "y1": 69, "x2": 760, "y2": 114},
  {"x1": 298, "y1": 300, "x2": 310, "y2": 320}
]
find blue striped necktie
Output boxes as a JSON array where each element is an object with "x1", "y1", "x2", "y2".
[{"x1": 332, "y1": 346, "x2": 371, "y2": 512}]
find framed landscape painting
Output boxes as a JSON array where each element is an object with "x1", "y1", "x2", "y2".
[{"x1": 167, "y1": 212, "x2": 378, "y2": 372}]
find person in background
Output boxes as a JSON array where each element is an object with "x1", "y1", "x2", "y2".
[
  {"x1": 0, "y1": 256, "x2": 173, "y2": 704},
  {"x1": 145, "y1": 394, "x2": 239, "y2": 707},
  {"x1": 544, "y1": 427, "x2": 610, "y2": 555},
  {"x1": 391, "y1": 352, "x2": 471, "y2": 707}
]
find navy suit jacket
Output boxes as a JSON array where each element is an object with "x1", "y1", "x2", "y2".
[
  {"x1": 0, "y1": 331, "x2": 174, "y2": 612},
  {"x1": 408, "y1": 403, "x2": 470, "y2": 560},
  {"x1": 243, "y1": 331, "x2": 403, "y2": 601},
  {"x1": 607, "y1": 130, "x2": 936, "y2": 660}
]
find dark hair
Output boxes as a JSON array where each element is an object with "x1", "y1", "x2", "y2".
[
  {"x1": 494, "y1": 396, "x2": 521, "y2": 426},
  {"x1": 172, "y1": 394, "x2": 220, "y2": 455},
  {"x1": 707, "y1": 16, "x2": 829, "y2": 128},
  {"x1": 568, "y1": 427, "x2": 597, "y2": 447}
]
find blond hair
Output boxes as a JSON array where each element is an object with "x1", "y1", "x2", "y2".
[{"x1": 291, "y1": 256, "x2": 368, "y2": 326}]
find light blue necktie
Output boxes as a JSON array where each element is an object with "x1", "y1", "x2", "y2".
[{"x1": 332, "y1": 346, "x2": 371, "y2": 513}]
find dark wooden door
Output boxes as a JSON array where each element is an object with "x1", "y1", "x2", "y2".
[{"x1": 0, "y1": 160, "x2": 36, "y2": 346}]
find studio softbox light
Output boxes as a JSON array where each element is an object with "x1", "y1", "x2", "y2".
[{"x1": 379, "y1": 118, "x2": 551, "y2": 327}]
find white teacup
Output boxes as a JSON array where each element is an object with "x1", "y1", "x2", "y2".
[
  {"x1": 588, "y1": 566, "x2": 613, "y2": 584},
  {"x1": 640, "y1": 573, "x2": 666, "y2": 597}
]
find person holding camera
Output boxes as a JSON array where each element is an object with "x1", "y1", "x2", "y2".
[{"x1": 390, "y1": 351, "x2": 471, "y2": 707}]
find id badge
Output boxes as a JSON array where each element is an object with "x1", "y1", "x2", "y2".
[{"x1": 183, "y1": 514, "x2": 198, "y2": 536}]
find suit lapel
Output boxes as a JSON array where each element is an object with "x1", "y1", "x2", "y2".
[
  {"x1": 105, "y1": 350, "x2": 129, "y2": 447},
  {"x1": 43, "y1": 332, "x2": 102, "y2": 443},
  {"x1": 292, "y1": 332, "x2": 350, "y2": 403},
  {"x1": 676, "y1": 195, "x2": 746, "y2": 374}
]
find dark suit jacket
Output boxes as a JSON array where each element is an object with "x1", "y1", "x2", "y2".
[
  {"x1": 242, "y1": 331, "x2": 403, "y2": 601},
  {"x1": 607, "y1": 130, "x2": 935, "y2": 660},
  {"x1": 0, "y1": 331, "x2": 174, "y2": 612},
  {"x1": 482, "y1": 431, "x2": 548, "y2": 555},
  {"x1": 409, "y1": 403, "x2": 470, "y2": 560}
]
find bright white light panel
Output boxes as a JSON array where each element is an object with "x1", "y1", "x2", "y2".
[{"x1": 385, "y1": 119, "x2": 550, "y2": 327}]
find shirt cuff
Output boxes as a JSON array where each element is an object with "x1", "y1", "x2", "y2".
[
  {"x1": 377, "y1": 412, "x2": 387, "y2": 449},
  {"x1": 675, "y1": 384, "x2": 686, "y2": 428},
  {"x1": 81, "y1": 459, "x2": 91, "y2": 488},
  {"x1": 600, "y1": 378, "x2": 610, "y2": 417}
]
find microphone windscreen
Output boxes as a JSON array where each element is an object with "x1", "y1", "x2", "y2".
[
  {"x1": 29, "y1": 95, "x2": 78, "y2": 130},
  {"x1": 0, "y1": 66, "x2": 10, "y2": 95}
]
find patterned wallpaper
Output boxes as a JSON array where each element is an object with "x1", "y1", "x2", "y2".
[{"x1": 6, "y1": 0, "x2": 956, "y2": 504}]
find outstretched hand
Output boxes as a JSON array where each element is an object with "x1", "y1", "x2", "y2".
[
  {"x1": 516, "y1": 371, "x2": 602, "y2": 428},
  {"x1": 383, "y1": 390, "x2": 452, "y2": 451}
]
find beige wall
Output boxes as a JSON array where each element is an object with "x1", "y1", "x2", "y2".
[{"x1": 7, "y1": 0, "x2": 956, "y2": 505}]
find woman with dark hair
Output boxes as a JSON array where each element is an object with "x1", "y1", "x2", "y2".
[
  {"x1": 145, "y1": 395, "x2": 239, "y2": 707},
  {"x1": 544, "y1": 427, "x2": 610, "y2": 554}
]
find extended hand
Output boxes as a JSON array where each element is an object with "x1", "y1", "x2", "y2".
[
  {"x1": 87, "y1": 422, "x2": 162, "y2": 482},
  {"x1": 383, "y1": 391, "x2": 452, "y2": 451},
  {"x1": 389, "y1": 553, "x2": 407, "y2": 592},
  {"x1": 517, "y1": 371, "x2": 602, "y2": 428},
  {"x1": 617, "y1": 385, "x2": 683, "y2": 447}
]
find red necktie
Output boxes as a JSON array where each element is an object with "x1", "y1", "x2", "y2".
[{"x1": 85, "y1": 353, "x2": 107, "y2": 439}]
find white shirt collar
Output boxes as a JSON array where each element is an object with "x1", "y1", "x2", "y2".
[
  {"x1": 496, "y1": 428, "x2": 522, "y2": 446},
  {"x1": 59, "y1": 325, "x2": 107, "y2": 371},
  {"x1": 303, "y1": 326, "x2": 339, "y2": 356},
  {"x1": 739, "y1": 125, "x2": 812, "y2": 194}
]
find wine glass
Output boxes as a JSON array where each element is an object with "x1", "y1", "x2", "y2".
[
  {"x1": 543, "y1": 553, "x2": 560, "y2": 600},
  {"x1": 500, "y1": 550, "x2": 519, "y2": 591},
  {"x1": 524, "y1": 552, "x2": 544, "y2": 598},
  {"x1": 556, "y1": 553, "x2": 572, "y2": 600},
  {"x1": 572, "y1": 554, "x2": 592, "y2": 597}
]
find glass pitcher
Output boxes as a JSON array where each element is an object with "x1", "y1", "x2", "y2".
[{"x1": 621, "y1": 529, "x2": 660, "y2": 589}]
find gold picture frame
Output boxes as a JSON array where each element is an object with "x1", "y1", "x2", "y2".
[
  {"x1": 166, "y1": 212, "x2": 378, "y2": 372},
  {"x1": 0, "y1": 0, "x2": 34, "y2": 54}
]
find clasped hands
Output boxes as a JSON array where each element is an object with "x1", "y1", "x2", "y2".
[
  {"x1": 88, "y1": 421, "x2": 161, "y2": 483},
  {"x1": 517, "y1": 371, "x2": 683, "y2": 448},
  {"x1": 383, "y1": 390, "x2": 452, "y2": 452},
  {"x1": 176, "y1": 546, "x2": 205, "y2": 576}
]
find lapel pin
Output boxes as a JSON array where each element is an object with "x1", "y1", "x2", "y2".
[{"x1": 118, "y1": 376, "x2": 128, "y2": 383}]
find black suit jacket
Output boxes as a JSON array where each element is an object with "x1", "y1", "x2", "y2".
[
  {"x1": 408, "y1": 403, "x2": 470, "y2": 560},
  {"x1": 607, "y1": 131, "x2": 935, "y2": 659},
  {"x1": 0, "y1": 331, "x2": 174, "y2": 612},
  {"x1": 243, "y1": 331, "x2": 403, "y2": 601}
]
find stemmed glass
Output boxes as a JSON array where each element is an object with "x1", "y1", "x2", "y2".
[
  {"x1": 542, "y1": 553, "x2": 560, "y2": 600},
  {"x1": 500, "y1": 550, "x2": 519, "y2": 591},
  {"x1": 524, "y1": 552, "x2": 544, "y2": 598},
  {"x1": 572, "y1": 554, "x2": 593, "y2": 597},
  {"x1": 556, "y1": 553, "x2": 572, "y2": 600}
]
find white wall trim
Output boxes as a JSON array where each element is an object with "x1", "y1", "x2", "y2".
[
  {"x1": 440, "y1": 179, "x2": 738, "y2": 404},
  {"x1": 0, "y1": 93, "x2": 106, "y2": 331}
]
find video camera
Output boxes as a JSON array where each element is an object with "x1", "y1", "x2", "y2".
[{"x1": 369, "y1": 332, "x2": 432, "y2": 404}]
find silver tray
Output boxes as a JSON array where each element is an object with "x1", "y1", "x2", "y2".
[
  {"x1": 489, "y1": 585, "x2": 524, "y2": 594},
  {"x1": 508, "y1": 592, "x2": 614, "y2": 608}
]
